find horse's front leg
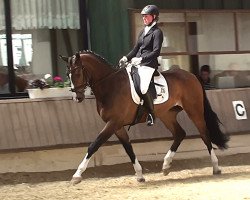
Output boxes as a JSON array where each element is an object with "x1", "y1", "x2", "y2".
[
  {"x1": 115, "y1": 127, "x2": 145, "y2": 182},
  {"x1": 71, "y1": 121, "x2": 119, "y2": 185}
]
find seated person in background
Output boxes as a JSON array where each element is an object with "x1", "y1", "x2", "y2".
[{"x1": 199, "y1": 65, "x2": 215, "y2": 90}]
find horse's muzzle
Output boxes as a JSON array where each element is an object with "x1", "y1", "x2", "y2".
[{"x1": 72, "y1": 91, "x2": 85, "y2": 103}]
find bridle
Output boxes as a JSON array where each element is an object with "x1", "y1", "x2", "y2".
[
  {"x1": 67, "y1": 60, "x2": 91, "y2": 94},
  {"x1": 67, "y1": 54, "x2": 121, "y2": 95}
]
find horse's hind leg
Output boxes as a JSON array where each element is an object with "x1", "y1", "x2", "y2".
[
  {"x1": 115, "y1": 127, "x2": 145, "y2": 182},
  {"x1": 185, "y1": 108, "x2": 221, "y2": 175},
  {"x1": 159, "y1": 109, "x2": 186, "y2": 175}
]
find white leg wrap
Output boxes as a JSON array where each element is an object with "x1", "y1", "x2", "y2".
[
  {"x1": 210, "y1": 149, "x2": 220, "y2": 172},
  {"x1": 133, "y1": 158, "x2": 144, "y2": 179},
  {"x1": 73, "y1": 154, "x2": 90, "y2": 178},
  {"x1": 162, "y1": 150, "x2": 175, "y2": 170}
]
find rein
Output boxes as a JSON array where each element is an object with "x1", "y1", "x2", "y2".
[
  {"x1": 91, "y1": 67, "x2": 123, "y2": 87},
  {"x1": 70, "y1": 65, "x2": 123, "y2": 92},
  {"x1": 69, "y1": 52, "x2": 124, "y2": 93}
]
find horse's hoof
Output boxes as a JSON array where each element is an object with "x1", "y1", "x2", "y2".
[
  {"x1": 162, "y1": 168, "x2": 171, "y2": 176},
  {"x1": 70, "y1": 177, "x2": 82, "y2": 185},
  {"x1": 213, "y1": 169, "x2": 222, "y2": 175},
  {"x1": 137, "y1": 177, "x2": 146, "y2": 183}
]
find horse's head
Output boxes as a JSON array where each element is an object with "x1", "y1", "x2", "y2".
[{"x1": 60, "y1": 52, "x2": 89, "y2": 103}]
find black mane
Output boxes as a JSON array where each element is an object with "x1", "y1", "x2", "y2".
[{"x1": 80, "y1": 50, "x2": 117, "y2": 68}]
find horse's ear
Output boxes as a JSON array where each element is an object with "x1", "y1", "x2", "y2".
[
  {"x1": 59, "y1": 55, "x2": 69, "y2": 63},
  {"x1": 75, "y1": 52, "x2": 80, "y2": 60}
]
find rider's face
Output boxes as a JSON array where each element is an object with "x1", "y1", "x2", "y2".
[{"x1": 142, "y1": 15, "x2": 154, "y2": 25}]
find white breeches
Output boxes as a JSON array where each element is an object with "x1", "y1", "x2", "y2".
[{"x1": 137, "y1": 65, "x2": 155, "y2": 94}]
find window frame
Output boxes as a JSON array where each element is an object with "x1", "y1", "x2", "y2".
[{"x1": 129, "y1": 9, "x2": 250, "y2": 56}]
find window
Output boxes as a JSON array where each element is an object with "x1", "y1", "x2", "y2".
[
  {"x1": 130, "y1": 10, "x2": 250, "y2": 89},
  {"x1": 0, "y1": 0, "x2": 84, "y2": 97},
  {"x1": 10, "y1": 0, "x2": 82, "y2": 94},
  {"x1": 132, "y1": 13, "x2": 187, "y2": 53},
  {"x1": 237, "y1": 13, "x2": 250, "y2": 51},
  {"x1": 159, "y1": 55, "x2": 190, "y2": 71},
  {"x1": 0, "y1": 0, "x2": 9, "y2": 94},
  {"x1": 132, "y1": 12, "x2": 190, "y2": 72},
  {"x1": 0, "y1": 34, "x2": 32, "y2": 67},
  {"x1": 186, "y1": 13, "x2": 235, "y2": 52},
  {"x1": 199, "y1": 54, "x2": 250, "y2": 89}
]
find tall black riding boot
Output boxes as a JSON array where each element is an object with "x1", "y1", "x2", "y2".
[{"x1": 142, "y1": 92, "x2": 155, "y2": 126}]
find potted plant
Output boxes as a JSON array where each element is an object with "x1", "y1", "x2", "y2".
[{"x1": 27, "y1": 74, "x2": 72, "y2": 99}]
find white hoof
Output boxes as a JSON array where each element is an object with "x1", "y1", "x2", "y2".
[
  {"x1": 70, "y1": 177, "x2": 82, "y2": 185},
  {"x1": 162, "y1": 167, "x2": 171, "y2": 176}
]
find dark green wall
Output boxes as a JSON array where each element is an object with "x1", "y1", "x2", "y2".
[
  {"x1": 87, "y1": 0, "x2": 250, "y2": 65},
  {"x1": 87, "y1": 0, "x2": 133, "y2": 65}
]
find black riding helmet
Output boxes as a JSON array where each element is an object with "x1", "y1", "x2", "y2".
[{"x1": 141, "y1": 5, "x2": 159, "y2": 21}]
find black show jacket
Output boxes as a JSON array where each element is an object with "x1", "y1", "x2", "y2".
[{"x1": 126, "y1": 25, "x2": 163, "y2": 69}]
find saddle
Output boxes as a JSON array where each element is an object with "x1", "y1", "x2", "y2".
[
  {"x1": 130, "y1": 65, "x2": 159, "y2": 101},
  {"x1": 125, "y1": 64, "x2": 168, "y2": 105},
  {"x1": 127, "y1": 65, "x2": 168, "y2": 130}
]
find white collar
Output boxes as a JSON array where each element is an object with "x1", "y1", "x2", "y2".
[{"x1": 144, "y1": 21, "x2": 156, "y2": 35}]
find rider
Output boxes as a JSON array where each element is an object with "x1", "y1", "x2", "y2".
[{"x1": 119, "y1": 5, "x2": 163, "y2": 126}]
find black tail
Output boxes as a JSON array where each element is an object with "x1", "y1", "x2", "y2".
[{"x1": 203, "y1": 90, "x2": 230, "y2": 149}]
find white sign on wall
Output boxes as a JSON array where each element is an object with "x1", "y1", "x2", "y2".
[{"x1": 232, "y1": 101, "x2": 247, "y2": 120}]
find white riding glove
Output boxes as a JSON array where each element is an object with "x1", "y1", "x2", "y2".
[
  {"x1": 131, "y1": 57, "x2": 142, "y2": 66},
  {"x1": 119, "y1": 56, "x2": 128, "y2": 66}
]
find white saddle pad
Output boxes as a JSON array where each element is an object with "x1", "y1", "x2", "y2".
[{"x1": 126, "y1": 65, "x2": 169, "y2": 105}]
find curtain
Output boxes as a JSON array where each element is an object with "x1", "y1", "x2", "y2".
[{"x1": 0, "y1": 0, "x2": 80, "y2": 30}]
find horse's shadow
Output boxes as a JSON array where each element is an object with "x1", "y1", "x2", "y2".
[
  {"x1": 0, "y1": 153, "x2": 249, "y2": 186},
  {"x1": 109, "y1": 171, "x2": 250, "y2": 189}
]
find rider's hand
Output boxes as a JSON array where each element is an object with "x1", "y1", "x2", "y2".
[
  {"x1": 131, "y1": 57, "x2": 142, "y2": 66},
  {"x1": 119, "y1": 56, "x2": 128, "y2": 66}
]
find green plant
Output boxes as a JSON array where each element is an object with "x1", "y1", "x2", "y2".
[{"x1": 44, "y1": 74, "x2": 70, "y2": 88}]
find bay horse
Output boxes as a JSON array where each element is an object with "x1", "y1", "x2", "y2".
[{"x1": 60, "y1": 51, "x2": 229, "y2": 185}]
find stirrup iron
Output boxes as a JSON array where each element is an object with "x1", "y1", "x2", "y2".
[{"x1": 147, "y1": 114, "x2": 154, "y2": 126}]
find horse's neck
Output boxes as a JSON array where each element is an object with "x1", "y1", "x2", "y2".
[
  {"x1": 92, "y1": 67, "x2": 126, "y2": 99},
  {"x1": 84, "y1": 55, "x2": 115, "y2": 84}
]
